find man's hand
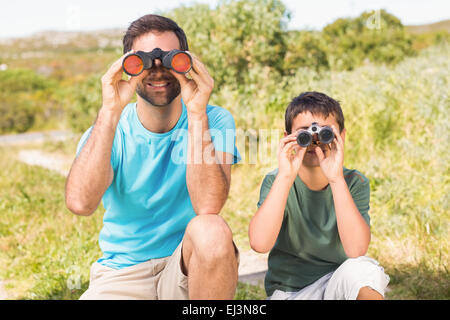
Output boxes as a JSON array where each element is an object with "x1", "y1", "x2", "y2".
[
  {"x1": 101, "y1": 51, "x2": 148, "y2": 113},
  {"x1": 315, "y1": 125, "x2": 345, "y2": 183},
  {"x1": 277, "y1": 132, "x2": 307, "y2": 182},
  {"x1": 169, "y1": 51, "x2": 214, "y2": 116}
]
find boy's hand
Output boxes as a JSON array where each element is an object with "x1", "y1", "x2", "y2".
[
  {"x1": 315, "y1": 125, "x2": 345, "y2": 183},
  {"x1": 277, "y1": 132, "x2": 307, "y2": 181}
]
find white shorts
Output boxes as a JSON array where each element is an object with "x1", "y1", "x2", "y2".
[{"x1": 269, "y1": 256, "x2": 390, "y2": 300}]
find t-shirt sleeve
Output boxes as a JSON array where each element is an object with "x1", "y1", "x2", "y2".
[
  {"x1": 349, "y1": 177, "x2": 371, "y2": 227},
  {"x1": 257, "y1": 174, "x2": 275, "y2": 208},
  {"x1": 75, "y1": 126, "x2": 121, "y2": 171},
  {"x1": 207, "y1": 107, "x2": 241, "y2": 165}
]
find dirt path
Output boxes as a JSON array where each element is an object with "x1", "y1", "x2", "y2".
[{"x1": 0, "y1": 130, "x2": 73, "y2": 146}]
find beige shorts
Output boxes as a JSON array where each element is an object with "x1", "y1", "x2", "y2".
[
  {"x1": 80, "y1": 241, "x2": 188, "y2": 300},
  {"x1": 80, "y1": 240, "x2": 240, "y2": 300}
]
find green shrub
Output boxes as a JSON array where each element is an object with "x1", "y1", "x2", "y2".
[
  {"x1": 168, "y1": 0, "x2": 289, "y2": 88},
  {"x1": 322, "y1": 10, "x2": 416, "y2": 70},
  {"x1": 0, "y1": 69, "x2": 60, "y2": 133},
  {"x1": 64, "y1": 74, "x2": 103, "y2": 133}
]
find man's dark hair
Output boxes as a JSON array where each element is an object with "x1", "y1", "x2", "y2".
[
  {"x1": 123, "y1": 14, "x2": 189, "y2": 54},
  {"x1": 285, "y1": 91, "x2": 345, "y2": 134}
]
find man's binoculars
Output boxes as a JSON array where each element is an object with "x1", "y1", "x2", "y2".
[
  {"x1": 296, "y1": 122, "x2": 335, "y2": 147},
  {"x1": 122, "y1": 48, "x2": 192, "y2": 76}
]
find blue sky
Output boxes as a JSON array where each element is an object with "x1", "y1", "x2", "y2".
[{"x1": 0, "y1": 0, "x2": 448, "y2": 39}]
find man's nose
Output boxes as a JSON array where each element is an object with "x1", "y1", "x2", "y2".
[{"x1": 152, "y1": 59, "x2": 163, "y2": 67}]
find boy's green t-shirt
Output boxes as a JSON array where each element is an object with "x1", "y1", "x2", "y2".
[{"x1": 257, "y1": 167, "x2": 371, "y2": 297}]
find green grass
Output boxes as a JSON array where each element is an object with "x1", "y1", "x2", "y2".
[{"x1": 0, "y1": 44, "x2": 449, "y2": 300}]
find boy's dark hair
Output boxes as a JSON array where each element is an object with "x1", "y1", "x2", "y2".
[
  {"x1": 285, "y1": 91, "x2": 345, "y2": 134},
  {"x1": 123, "y1": 14, "x2": 189, "y2": 54}
]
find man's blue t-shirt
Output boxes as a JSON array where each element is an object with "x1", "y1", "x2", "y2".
[{"x1": 76, "y1": 100, "x2": 241, "y2": 269}]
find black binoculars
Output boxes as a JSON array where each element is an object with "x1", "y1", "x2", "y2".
[
  {"x1": 122, "y1": 48, "x2": 192, "y2": 76},
  {"x1": 296, "y1": 122, "x2": 335, "y2": 147}
]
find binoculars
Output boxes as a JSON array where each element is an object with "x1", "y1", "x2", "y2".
[
  {"x1": 122, "y1": 48, "x2": 192, "y2": 76},
  {"x1": 296, "y1": 122, "x2": 335, "y2": 147}
]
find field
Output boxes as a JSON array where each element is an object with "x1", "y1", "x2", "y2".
[
  {"x1": 0, "y1": 1, "x2": 448, "y2": 300},
  {"x1": 0, "y1": 43, "x2": 448, "y2": 299}
]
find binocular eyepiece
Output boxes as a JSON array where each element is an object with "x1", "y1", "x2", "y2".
[
  {"x1": 122, "y1": 48, "x2": 193, "y2": 76},
  {"x1": 296, "y1": 122, "x2": 334, "y2": 147}
]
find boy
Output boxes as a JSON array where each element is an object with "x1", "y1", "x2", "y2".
[{"x1": 249, "y1": 91, "x2": 389, "y2": 300}]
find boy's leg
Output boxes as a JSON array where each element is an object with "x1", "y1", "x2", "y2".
[
  {"x1": 158, "y1": 214, "x2": 239, "y2": 300},
  {"x1": 356, "y1": 286, "x2": 384, "y2": 300},
  {"x1": 323, "y1": 256, "x2": 390, "y2": 300}
]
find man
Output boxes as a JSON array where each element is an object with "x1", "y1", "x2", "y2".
[{"x1": 65, "y1": 14, "x2": 241, "y2": 300}]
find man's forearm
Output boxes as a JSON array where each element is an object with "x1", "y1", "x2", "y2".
[
  {"x1": 186, "y1": 112, "x2": 229, "y2": 215},
  {"x1": 330, "y1": 178, "x2": 371, "y2": 257},
  {"x1": 65, "y1": 107, "x2": 120, "y2": 215}
]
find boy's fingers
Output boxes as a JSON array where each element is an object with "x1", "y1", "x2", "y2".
[
  {"x1": 332, "y1": 125, "x2": 344, "y2": 148},
  {"x1": 279, "y1": 134, "x2": 298, "y2": 149},
  {"x1": 315, "y1": 146, "x2": 325, "y2": 162}
]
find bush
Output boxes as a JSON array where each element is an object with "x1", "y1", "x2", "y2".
[
  {"x1": 322, "y1": 10, "x2": 416, "y2": 70},
  {"x1": 64, "y1": 74, "x2": 103, "y2": 133},
  {"x1": 283, "y1": 30, "x2": 329, "y2": 73},
  {"x1": 168, "y1": 0, "x2": 290, "y2": 88},
  {"x1": 0, "y1": 69, "x2": 59, "y2": 133}
]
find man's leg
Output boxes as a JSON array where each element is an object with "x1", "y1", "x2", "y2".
[{"x1": 182, "y1": 214, "x2": 239, "y2": 299}]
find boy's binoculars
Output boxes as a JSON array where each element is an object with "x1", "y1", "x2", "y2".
[
  {"x1": 296, "y1": 122, "x2": 334, "y2": 147},
  {"x1": 122, "y1": 48, "x2": 192, "y2": 76}
]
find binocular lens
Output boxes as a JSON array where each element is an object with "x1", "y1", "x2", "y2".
[
  {"x1": 123, "y1": 55, "x2": 144, "y2": 76},
  {"x1": 297, "y1": 132, "x2": 312, "y2": 147},
  {"x1": 319, "y1": 128, "x2": 334, "y2": 144},
  {"x1": 171, "y1": 52, "x2": 192, "y2": 73}
]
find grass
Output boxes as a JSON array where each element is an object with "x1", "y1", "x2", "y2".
[{"x1": 0, "y1": 44, "x2": 449, "y2": 300}]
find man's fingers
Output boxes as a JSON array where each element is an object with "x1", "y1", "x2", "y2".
[
  {"x1": 127, "y1": 69, "x2": 148, "y2": 89},
  {"x1": 103, "y1": 50, "x2": 134, "y2": 84},
  {"x1": 169, "y1": 69, "x2": 190, "y2": 87},
  {"x1": 186, "y1": 51, "x2": 214, "y2": 89}
]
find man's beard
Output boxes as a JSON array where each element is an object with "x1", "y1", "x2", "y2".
[{"x1": 136, "y1": 70, "x2": 181, "y2": 107}]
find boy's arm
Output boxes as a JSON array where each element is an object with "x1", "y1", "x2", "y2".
[
  {"x1": 315, "y1": 125, "x2": 370, "y2": 257},
  {"x1": 249, "y1": 133, "x2": 306, "y2": 253},
  {"x1": 329, "y1": 178, "x2": 370, "y2": 257}
]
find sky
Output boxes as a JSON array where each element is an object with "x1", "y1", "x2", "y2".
[{"x1": 0, "y1": 0, "x2": 448, "y2": 39}]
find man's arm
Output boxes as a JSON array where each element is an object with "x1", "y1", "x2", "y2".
[
  {"x1": 170, "y1": 52, "x2": 237, "y2": 215},
  {"x1": 65, "y1": 109, "x2": 118, "y2": 216},
  {"x1": 65, "y1": 51, "x2": 147, "y2": 216},
  {"x1": 186, "y1": 113, "x2": 231, "y2": 215}
]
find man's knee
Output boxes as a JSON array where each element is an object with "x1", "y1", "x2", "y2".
[{"x1": 185, "y1": 214, "x2": 235, "y2": 262}]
